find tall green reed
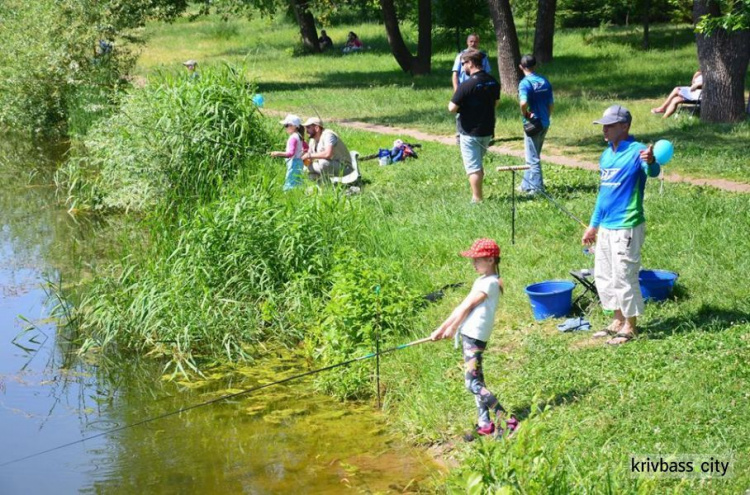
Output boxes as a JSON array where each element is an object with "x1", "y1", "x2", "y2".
[
  {"x1": 61, "y1": 64, "x2": 272, "y2": 215},
  {"x1": 73, "y1": 176, "x2": 366, "y2": 375}
]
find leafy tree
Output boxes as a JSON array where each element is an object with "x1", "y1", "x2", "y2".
[
  {"x1": 693, "y1": 0, "x2": 750, "y2": 122},
  {"x1": 433, "y1": 0, "x2": 492, "y2": 51}
]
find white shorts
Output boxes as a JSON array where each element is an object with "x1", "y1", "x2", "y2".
[{"x1": 594, "y1": 224, "x2": 646, "y2": 318}]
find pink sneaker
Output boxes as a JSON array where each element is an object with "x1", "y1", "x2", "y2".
[
  {"x1": 463, "y1": 423, "x2": 495, "y2": 442},
  {"x1": 496, "y1": 416, "x2": 519, "y2": 439}
]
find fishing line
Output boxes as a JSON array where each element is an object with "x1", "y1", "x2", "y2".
[
  {"x1": 528, "y1": 186, "x2": 588, "y2": 228},
  {"x1": 0, "y1": 336, "x2": 433, "y2": 468}
]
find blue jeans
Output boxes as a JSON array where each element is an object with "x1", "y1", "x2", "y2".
[{"x1": 521, "y1": 127, "x2": 548, "y2": 192}]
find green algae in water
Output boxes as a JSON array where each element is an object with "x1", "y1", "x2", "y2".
[{"x1": 262, "y1": 407, "x2": 308, "y2": 424}]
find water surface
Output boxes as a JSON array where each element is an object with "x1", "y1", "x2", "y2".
[{"x1": 0, "y1": 136, "x2": 437, "y2": 494}]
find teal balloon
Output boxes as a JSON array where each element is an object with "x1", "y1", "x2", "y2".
[
  {"x1": 653, "y1": 139, "x2": 674, "y2": 165},
  {"x1": 252, "y1": 94, "x2": 264, "y2": 108}
]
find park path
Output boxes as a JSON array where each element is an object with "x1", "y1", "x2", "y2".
[
  {"x1": 267, "y1": 109, "x2": 749, "y2": 193},
  {"x1": 338, "y1": 119, "x2": 750, "y2": 193}
]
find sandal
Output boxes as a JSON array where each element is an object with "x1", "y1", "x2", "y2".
[
  {"x1": 592, "y1": 327, "x2": 618, "y2": 339},
  {"x1": 606, "y1": 331, "x2": 635, "y2": 345}
]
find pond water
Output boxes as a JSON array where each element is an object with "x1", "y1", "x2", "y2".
[{"x1": 0, "y1": 136, "x2": 438, "y2": 494}]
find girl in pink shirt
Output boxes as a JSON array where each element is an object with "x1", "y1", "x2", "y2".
[{"x1": 270, "y1": 114, "x2": 307, "y2": 190}]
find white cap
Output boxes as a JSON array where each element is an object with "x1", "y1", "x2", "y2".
[
  {"x1": 302, "y1": 116, "x2": 323, "y2": 127},
  {"x1": 279, "y1": 114, "x2": 301, "y2": 127}
]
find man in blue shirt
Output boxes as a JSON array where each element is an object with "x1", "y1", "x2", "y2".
[
  {"x1": 449, "y1": 49, "x2": 500, "y2": 203},
  {"x1": 582, "y1": 105, "x2": 660, "y2": 345},
  {"x1": 518, "y1": 54, "x2": 553, "y2": 194},
  {"x1": 451, "y1": 34, "x2": 491, "y2": 91}
]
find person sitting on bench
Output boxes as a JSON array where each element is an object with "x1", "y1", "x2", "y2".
[{"x1": 651, "y1": 70, "x2": 702, "y2": 118}]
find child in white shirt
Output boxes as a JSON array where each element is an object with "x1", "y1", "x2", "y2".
[{"x1": 430, "y1": 238, "x2": 518, "y2": 440}]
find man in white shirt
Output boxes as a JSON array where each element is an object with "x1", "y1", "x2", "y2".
[{"x1": 301, "y1": 117, "x2": 353, "y2": 181}]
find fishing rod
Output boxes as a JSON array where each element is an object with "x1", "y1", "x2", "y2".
[{"x1": 0, "y1": 336, "x2": 433, "y2": 468}]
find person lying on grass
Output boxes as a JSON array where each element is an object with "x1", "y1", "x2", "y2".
[{"x1": 430, "y1": 238, "x2": 518, "y2": 441}]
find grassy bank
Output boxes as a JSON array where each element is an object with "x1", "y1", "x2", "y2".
[
  {"x1": 135, "y1": 15, "x2": 750, "y2": 183},
  {"x1": 59, "y1": 13, "x2": 750, "y2": 494},
  {"x1": 341, "y1": 129, "x2": 750, "y2": 492}
]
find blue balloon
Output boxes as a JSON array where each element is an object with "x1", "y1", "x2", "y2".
[
  {"x1": 252, "y1": 94, "x2": 264, "y2": 108},
  {"x1": 653, "y1": 139, "x2": 674, "y2": 165}
]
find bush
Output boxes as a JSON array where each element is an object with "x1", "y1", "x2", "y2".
[
  {"x1": 448, "y1": 412, "x2": 659, "y2": 494},
  {"x1": 61, "y1": 64, "x2": 272, "y2": 214},
  {"x1": 0, "y1": 0, "x2": 135, "y2": 137},
  {"x1": 311, "y1": 251, "x2": 421, "y2": 400},
  {"x1": 74, "y1": 180, "x2": 365, "y2": 374}
]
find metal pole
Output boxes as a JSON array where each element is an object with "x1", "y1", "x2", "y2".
[
  {"x1": 496, "y1": 165, "x2": 530, "y2": 245},
  {"x1": 511, "y1": 169, "x2": 516, "y2": 245},
  {"x1": 376, "y1": 332, "x2": 381, "y2": 409},
  {"x1": 374, "y1": 285, "x2": 382, "y2": 409}
]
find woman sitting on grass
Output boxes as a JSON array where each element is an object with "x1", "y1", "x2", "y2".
[
  {"x1": 342, "y1": 32, "x2": 363, "y2": 53},
  {"x1": 430, "y1": 238, "x2": 518, "y2": 441},
  {"x1": 651, "y1": 70, "x2": 703, "y2": 118}
]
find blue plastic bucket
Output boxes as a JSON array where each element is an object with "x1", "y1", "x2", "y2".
[
  {"x1": 639, "y1": 269, "x2": 678, "y2": 302},
  {"x1": 525, "y1": 280, "x2": 575, "y2": 320}
]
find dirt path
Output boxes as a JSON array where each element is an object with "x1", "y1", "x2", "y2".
[
  {"x1": 337, "y1": 119, "x2": 750, "y2": 193},
  {"x1": 267, "y1": 108, "x2": 748, "y2": 193}
]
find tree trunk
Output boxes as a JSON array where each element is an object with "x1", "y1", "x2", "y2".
[
  {"x1": 533, "y1": 0, "x2": 557, "y2": 64},
  {"x1": 486, "y1": 0, "x2": 522, "y2": 96},
  {"x1": 380, "y1": 0, "x2": 432, "y2": 75},
  {"x1": 694, "y1": 0, "x2": 750, "y2": 123},
  {"x1": 414, "y1": 0, "x2": 432, "y2": 74},
  {"x1": 291, "y1": 0, "x2": 320, "y2": 53}
]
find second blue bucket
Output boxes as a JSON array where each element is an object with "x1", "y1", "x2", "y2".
[
  {"x1": 525, "y1": 280, "x2": 575, "y2": 320},
  {"x1": 639, "y1": 269, "x2": 678, "y2": 302}
]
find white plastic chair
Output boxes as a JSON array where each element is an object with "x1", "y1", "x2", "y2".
[{"x1": 330, "y1": 151, "x2": 360, "y2": 185}]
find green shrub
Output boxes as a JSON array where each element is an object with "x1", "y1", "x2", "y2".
[
  {"x1": 311, "y1": 251, "x2": 421, "y2": 400},
  {"x1": 74, "y1": 179, "x2": 364, "y2": 374},
  {"x1": 0, "y1": 0, "x2": 135, "y2": 137},
  {"x1": 448, "y1": 412, "x2": 659, "y2": 494},
  {"x1": 61, "y1": 64, "x2": 272, "y2": 214}
]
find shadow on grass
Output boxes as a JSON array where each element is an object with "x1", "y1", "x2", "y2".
[
  {"x1": 644, "y1": 303, "x2": 750, "y2": 339},
  {"x1": 581, "y1": 25, "x2": 697, "y2": 52},
  {"x1": 558, "y1": 119, "x2": 750, "y2": 162},
  {"x1": 259, "y1": 68, "x2": 453, "y2": 93},
  {"x1": 512, "y1": 387, "x2": 593, "y2": 422}
]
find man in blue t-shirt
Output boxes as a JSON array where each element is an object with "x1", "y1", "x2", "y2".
[
  {"x1": 451, "y1": 34, "x2": 491, "y2": 91},
  {"x1": 517, "y1": 54, "x2": 553, "y2": 194},
  {"x1": 582, "y1": 105, "x2": 660, "y2": 346},
  {"x1": 449, "y1": 49, "x2": 500, "y2": 203}
]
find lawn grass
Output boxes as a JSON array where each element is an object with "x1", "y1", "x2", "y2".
[
  {"x1": 324, "y1": 127, "x2": 750, "y2": 492},
  {"x1": 135, "y1": 15, "x2": 750, "y2": 183}
]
